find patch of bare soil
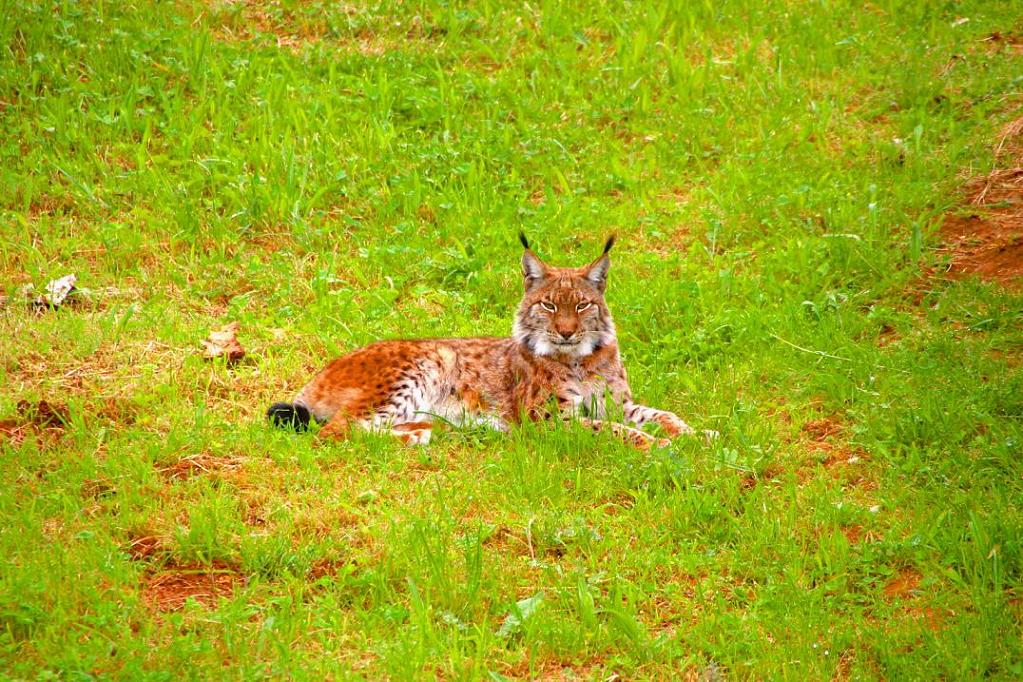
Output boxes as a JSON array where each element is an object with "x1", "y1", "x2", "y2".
[
  {"x1": 883, "y1": 567, "x2": 922, "y2": 600},
  {"x1": 796, "y1": 416, "x2": 874, "y2": 490},
  {"x1": 832, "y1": 648, "x2": 856, "y2": 682},
  {"x1": 141, "y1": 560, "x2": 246, "y2": 611},
  {"x1": 17, "y1": 399, "x2": 69, "y2": 427},
  {"x1": 802, "y1": 417, "x2": 844, "y2": 441},
  {"x1": 308, "y1": 557, "x2": 348, "y2": 581},
  {"x1": 881, "y1": 567, "x2": 951, "y2": 632},
  {"x1": 739, "y1": 465, "x2": 784, "y2": 492},
  {"x1": 905, "y1": 606, "x2": 948, "y2": 631},
  {"x1": 840, "y1": 521, "x2": 884, "y2": 546},
  {"x1": 940, "y1": 117, "x2": 1023, "y2": 286}
]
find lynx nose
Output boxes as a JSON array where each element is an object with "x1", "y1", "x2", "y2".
[{"x1": 558, "y1": 330, "x2": 574, "y2": 340}]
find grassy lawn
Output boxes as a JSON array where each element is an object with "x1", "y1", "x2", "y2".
[{"x1": 2, "y1": 0, "x2": 1022, "y2": 678}]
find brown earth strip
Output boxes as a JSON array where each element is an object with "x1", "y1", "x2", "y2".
[
  {"x1": 141, "y1": 560, "x2": 246, "y2": 611},
  {"x1": 939, "y1": 116, "x2": 1023, "y2": 286}
]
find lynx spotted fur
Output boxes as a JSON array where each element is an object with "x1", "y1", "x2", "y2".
[{"x1": 267, "y1": 235, "x2": 714, "y2": 448}]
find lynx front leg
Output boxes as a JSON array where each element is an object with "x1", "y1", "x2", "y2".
[
  {"x1": 623, "y1": 400, "x2": 718, "y2": 441},
  {"x1": 577, "y1": 417, "x2": 671, "y2": 451}
]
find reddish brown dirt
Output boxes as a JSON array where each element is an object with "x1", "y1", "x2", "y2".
[
  {"x1": 876, "y1": 567, "x2": 950, "y2": 632},
  {"x1": 796, "y1": 416, "x2": 873, "y2": 488},
  {"x1": 941, "y1": 210, "x2": 1023, "y2": 283},
  {"x1": 739, "y1": 465, "x2": 783, "y2": 491},
  {"x1": 883, "y1": 567, "x2": 922, "y2": 600},
  {"x1": 841, "y1": 524, "x2": 866, "y2": 544},
  {"x1": 940, "y1": 117, "x2": 1023, "y2": 286},
  {"x1": 833, "y1": 648, "x2": 855, "y2": 682},
  {"x1": 308, "y1": 557, "x2": 348, "y2": 580},
  {"x1": 905, "y1": 606, "x2": 947, "y2": 632},
  {"x1": 597, "y1": 491, "x2": 636, "y2": 514},
  {"x1": 141, "y1": 560, "x2": 245, "y2": 611},
  {"x1": 0, "y1": 418, "x2": 25, "y2": 444},
  {"x1": 877, "y1": 323, "x2": 900, "y2": 347},
  {"x1": 802, "y1": 417, "x2": 844, "y2": 441}
]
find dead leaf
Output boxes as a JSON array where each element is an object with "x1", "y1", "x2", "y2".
[{"x1": 201, "y1": 322, "x2": 245, "y2": 363}]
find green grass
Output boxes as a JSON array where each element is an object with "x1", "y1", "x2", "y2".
[{"x1": 2, "y1": 0, "x2": 1022, "y2": 678}]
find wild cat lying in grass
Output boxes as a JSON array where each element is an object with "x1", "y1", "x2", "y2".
[{"x1": 268, "y1": 235, "x2": 716, "y2": 448}]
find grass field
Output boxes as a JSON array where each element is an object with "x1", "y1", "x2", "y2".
[{"x1": 3, "y1": 0, "x2": 1023, "y2": 678}]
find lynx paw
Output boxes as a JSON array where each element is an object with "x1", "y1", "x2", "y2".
[
  {"x1": 631, "y1": 431, "x2": 672, "y2": 451},
  {"x1": 391, "y1": 421, "x2": 433, "y2": 446},
  {"x1": 398, "y1": 428, "x2": 432, "y2": 445},
  {"x1": 656, "y1": 413, "x2": 696, "y2": 438}
]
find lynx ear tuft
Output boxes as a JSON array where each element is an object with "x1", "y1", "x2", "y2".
[
  {"x1": 602, "y1": 234, "x2": 616, "y2": 255},
  {"x1": 518, "y1": 231, "x2": 531, "y2": 250}
]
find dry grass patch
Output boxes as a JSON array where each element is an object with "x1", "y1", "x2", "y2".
[
  {"x1": 0, "y1": 399, "x2": 70, "y2": 445},
  {"x1": 498, "y1": 654, "x2": 610, "y2": 682},
  {"x1": 157, "y1": 452, "x2": 246, "y2": 481},
  {"x1": 141, "y1": 559, "x2": 247, "y2": 611},
  {"x1": 125, "y1": 533, "x2": 168, "y2": 561}
]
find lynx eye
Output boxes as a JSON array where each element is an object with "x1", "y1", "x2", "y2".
[
  {"x1": 576, "y1": 302, "x2": 592, "y2": 312},
  {"x1": 539, "y1": 301, "x2": 557, "y2": 313}
]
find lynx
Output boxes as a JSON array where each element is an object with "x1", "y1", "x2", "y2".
[{"x1": 267, "y1": 235, "x2": 714, "y2": 448}]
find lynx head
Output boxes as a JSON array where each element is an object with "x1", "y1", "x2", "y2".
[{"x1": 512, "y1": 233, "x2": 618, "y2": 358}]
